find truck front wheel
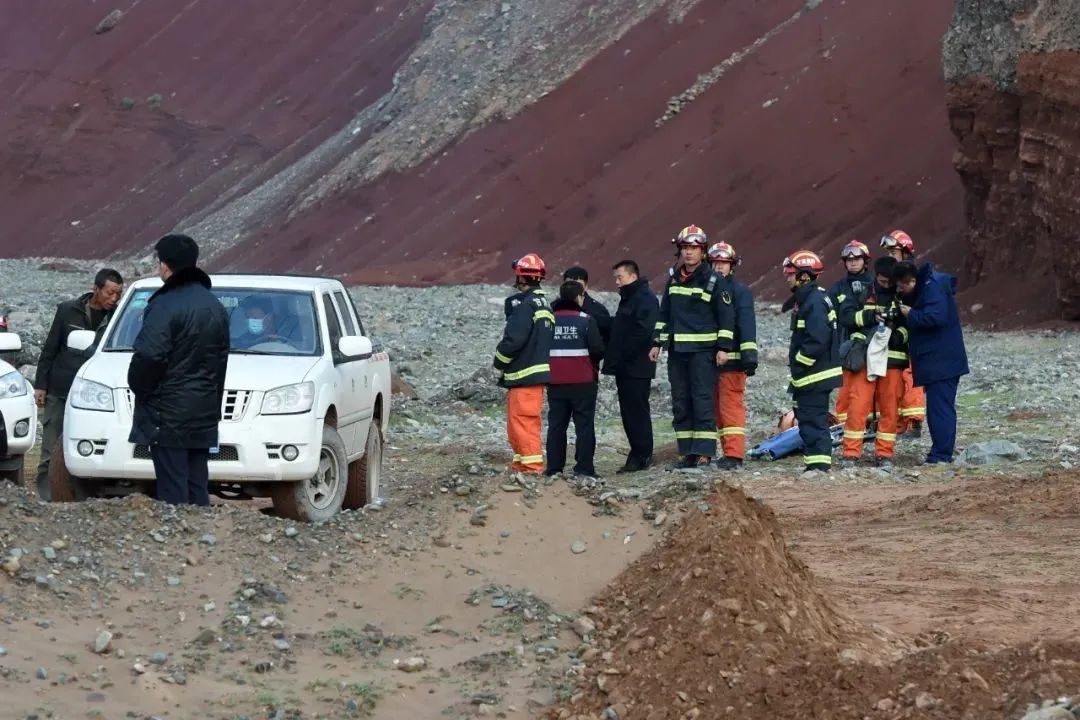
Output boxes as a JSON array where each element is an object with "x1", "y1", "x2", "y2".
[{"x1": 272, "y1": 425, "x2": 348, "y2": 522}]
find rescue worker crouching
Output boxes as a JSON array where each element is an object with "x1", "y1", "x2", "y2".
[
  {"x1": 493, "y1": 254, "x2": 555, "y2": 474},
  {"x1": 649, "y1": 225, "x2": 736, "y2": 469},
  {"x1": 545, "y1": 281, "x2": 605, "y2": 478},
  {"x1": 838, "y1": 256, "x2": 908, "y2": 471},
  {"x1": 707, "y1": 241, "x2": 757, "y2": 470},
  {"x1": 828, "y1": 241, "x2": 873, "y2": 427},
  {"x1": 783, "y1": 250, "x2": 842, "y2": 476},
  {"x1": 880, "y1": 229, "x2": 925, "y2": 437}
]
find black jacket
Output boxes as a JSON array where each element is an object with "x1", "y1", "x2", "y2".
[
  {"x1": 493, "y1": 287, "x2": 554, "y2": 388},
  {"x1": 35, "y1": 293, "x2": 114, "y2": 398},
  {"x1": 581, "y1": 293, "x2": 612, "y2": 346},
  {"x1": 787, "y1": 283, "x2": 842, "y2": 396},
  {"x1": 602, "y1": 277, "x2": 659, "y2": 379},
  {"x1": 653, "y1": 264, "x2": 735, "y2": 353},
  {"x1": 128, "y1": 268, "x2": 230, "y2": 449},
  {"x1": 865, "y1": 283, "x2": 911, "y2": 370},
  {"x1": 719, "y1": 276, "x2": 758, "y2": 374},
  {"x1": 828, "y1": 271, "x2": 873, "y2": 345}
]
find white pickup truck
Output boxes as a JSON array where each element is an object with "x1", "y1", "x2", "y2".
[
  {"x1": 55, "y1": 274, "x2": 391, "y2": 521},
  {"x1": 0, "y1": 332, "x2": 37, "y2": 484}
]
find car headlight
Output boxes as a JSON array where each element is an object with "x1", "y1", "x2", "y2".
[
  {"x1": 70, "y1": 377, "x2": 115, "y2": 412},
  {"x1": 0, "y1": 371, "x2": 27, "y2": 400},
  {"x1": 260, "y1": 382, "x2": 314, "y2": 415}
]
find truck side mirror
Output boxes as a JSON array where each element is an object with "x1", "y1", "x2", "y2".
[
  {"x1": 337, "y1": 336, "x2": 373, "y2": 360},
  {"x1": 67, "y1": 330, "x2": 96, "y2": 352},
  {"x1": 0, "y1": 332, "x2": 21, "y2": 353}
]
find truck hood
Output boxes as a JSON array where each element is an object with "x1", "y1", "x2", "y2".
[{"x1": 80, "y1": 353, "x2": 321, "y2": 392}]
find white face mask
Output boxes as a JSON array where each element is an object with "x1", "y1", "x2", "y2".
[{"x1": 247, "y1": 318, "x2": 265, "y2": 334}]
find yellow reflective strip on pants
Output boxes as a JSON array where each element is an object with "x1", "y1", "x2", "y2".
[
  {"x1": 517, "y1": 454, "x2": 543, "y2": 464},
  {"x1": 494, "y1": 351, "x2": 512, "y2": 364},
  {"x1": 692, "y1": 431, "x2": 716, "y2": 439},
  {"x1": 795, "y1": 352, "x2": 815, "y2": 367},
  {"x1": 718, "y1": 427, "x2": 746, "y2": 436},
  {"x1": 655, "y1": 321, "x2": 667, "y2": 330},
  {"x1": 674, "y1": 430, "x2": 694, "y2": 439},
  {"x1": 900, "y1": 407, "x2": 925, "y2": 416},
  {"x1": 843, "y1": 430, "x2": 864, "y2": 439},
  {"x1": 791, "y1": 366, "x2": 842, "y2": 388},
  {"x1": 717, "y1": 329, "x2": 734, "y2": 339},
  {"x1": 503, "y1": 363, "x2": 549, "y2": 381},
  {"x1": 887, "y1": 351, "x2": 908, "y2": 361},
  {"x1": 877, "y1": 432, "x2": 897, "y2": 442},
  {"x1": 533, "y1": 310, "x2": 554, "y2": 323},
  {"x1": 674, "y1": 333, "x2": 717, "y2": 342},
  {"x1": 796, "y1": 320, "x2": 806, "y2": 328},
  {"x1": 740, "y1": 342, "x2": 758, "y2": 351},
  {"x1": 804, "y1": 455, "x2": 832, "y2": 465}
]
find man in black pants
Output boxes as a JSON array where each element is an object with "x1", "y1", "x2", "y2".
[
  {"x1": 128, "y1": 234, "x2": 230, "y2": 505},
  {"x1": 545, "y1": 281, "x2": 605, "y2": 477},
  {"x1": 603, "y1": 260, "x2": 659, "y2": 473}
]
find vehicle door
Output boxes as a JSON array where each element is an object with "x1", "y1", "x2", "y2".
[{"x1": 320, "y1": 291, "x2": 367, "y2": 456}]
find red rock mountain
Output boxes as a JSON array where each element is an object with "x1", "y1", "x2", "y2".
[{"x1": 1, "y1": 0, "x2": 1017, "y2": 311}]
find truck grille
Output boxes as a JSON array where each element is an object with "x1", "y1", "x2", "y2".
[
  {"x1": 124, "y1": 389, "x2": 251, "y2": 422},
  {"x1": 133, "y1": 445, "x2": 239, "y2": 462}
]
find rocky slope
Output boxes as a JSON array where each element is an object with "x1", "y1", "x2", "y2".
[
  {"x1": 1, "y1": 0, "x2": 966, "y2": 303},
  {"x1": 944, "y1": 0, "x2": 1080, "y2": 322}
]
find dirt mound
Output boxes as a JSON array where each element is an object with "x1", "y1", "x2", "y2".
[
  {"x1": 880, "y1": 472, "x2": 1080, "y2": 522},
  {"x1": 550, "y1": 483, "x2": 1080, "y2": 719}
]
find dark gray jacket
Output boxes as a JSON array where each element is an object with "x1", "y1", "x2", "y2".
[
  {"x1": 35, "y1": 293, "x2": 113, "y2": 398},
  {"x1": 602, "y1": 277, "x2": 659, "y2": 379},
  {"x1": 128, "y1": 268, "x2": 229, "y2": 448}
]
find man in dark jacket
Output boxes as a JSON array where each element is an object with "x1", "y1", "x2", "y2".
[
  {"x1": 603, "y1": 260, "x2": 659, "y2": 473},
  {"x1": 893, "y1": 261, "x2": 969, "y2": 464},
  {"x1": 563, "y1": 266, "x2": 612, "y2": 345},
  {"x1": 33, "y1": 268, "x2": 124, "y2": 499},
  {"x1": 129, "y1": 234, "x2": 229, "y2": 506},
  {"x1": 708, "y1": 242, "x2": 757, "y2": 470},
  {"x1": 494, "y1": 253, "x2": 555, "y2": 474},
  {"x1": 650, "y1": 225, "x2": 736, "y2": 469},
  {"x1": 545, "y1": 281, "x2": 605, "y2": 478},
  {"x1": 784, "y1": 250, "x2": 842, "y2": 475}
]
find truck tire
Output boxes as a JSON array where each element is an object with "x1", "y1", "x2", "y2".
[
  {"x1": 344, "y1": 420, "x2": 382, "y2": 510},
  {"x1": 48, "y1": 439, "x2": 88, "y2": 502},
  {"x1": 272, "y1": 425, "x2": 348, "y2": 522},
  {"x1": 0, "y1": 456, "x2": 24, "y2": 485}
]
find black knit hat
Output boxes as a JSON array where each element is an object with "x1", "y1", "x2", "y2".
[{"x1": 155, "y1": 233, "x2": 199, "y2": 272}]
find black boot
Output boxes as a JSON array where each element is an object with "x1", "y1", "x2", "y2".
[
  {"x1": 671, "y1": 454, "x2": 699, "y2": 470},
  {"x1": 715, "y1": 457, "x2": 743, "y2": 471}
]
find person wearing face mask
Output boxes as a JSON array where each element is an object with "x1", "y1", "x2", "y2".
[
  {"x1": 880, "y1": 229, "x2": 925, "y2": 437},
  {"x1": 234, "y1": 298, "x2": 279, "y2": 349},
  {"x1": 128, "y1": 234, "x2": 230, "y2": 506}
]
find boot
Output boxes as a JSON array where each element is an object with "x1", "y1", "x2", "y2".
[
  {"x1": 875, "y1": 457, "x2": 894, "y2": 472},
  {"x1": 839, "y1": 458, "x2": 857, "y2": 470},
  {"x1": 671, "y1": 454, "x2": 699, "y2": 470},
  {"x1": 715, "y1": 457, "x2": 743, "y2": 471},
  {"x1": 909, "y1": 420, "x2": 923, "y2": 438}
]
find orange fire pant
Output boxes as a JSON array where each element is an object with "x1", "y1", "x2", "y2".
[
  {"x1": 713, "y1": 372, "x2": 747, "y2": 460},
  {"x1": 507, "y1": 385, "x2": 544, "y2": 473},
  {"x1": 835, "y1": 369, "x2": 853, "y2": 423},
  {"x1": 842, "y1": 368, "x2": 904, "y2": 459},
  {"x1": 898, "y1": 367, "x2": 926, "y2": 431}
]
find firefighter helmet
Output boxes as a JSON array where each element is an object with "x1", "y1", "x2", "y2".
[
  {"x1": 782, "y1": 250, "x2": 824, "y2": 276},
  {"x1": 879, "y1": 229, "x2": 915, "y2": 254},
  {"x1": 672, "y1": 225, "x2": 708, "y2": 247},
  {"x1": 511, "y1": 253, "x2": 546, "y2": 280},
  {"x1": 840, "y1": 240, "x2": 870, "y2": 260},
  {"x1": 707, "y1": 241, "x2": 741, "y2": 266}
]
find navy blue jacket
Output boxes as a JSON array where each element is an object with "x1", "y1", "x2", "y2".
[
  {"x1": 903, "y1": 263, "x2": 969, "y2": 386},
  {"x1": 787, "y1": 283, "x2": 842, "y2": 396},
  {"x1": 494, "y1": 287, "x2": 554, "y2": 387},
  {"x1": 719, "y1": 276, "x2": 758, "y2": 374},
  {"x1": 602, "y1": 277, "x2": 659, "y2": 379},
  {"x1": 128, "y1": 267, "x2": 230, "y2": 449}
]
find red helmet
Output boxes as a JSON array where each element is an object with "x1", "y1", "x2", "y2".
[
  {"x1": 782, "y1": 250, "x2": 824, "y2": 276},
  {"x1": 840, "y1": 240, "x2": 870, "y2": 260},
  {"x1": 672, "y1": 224, "x2": 707, "y2": 248},
  {"x1": 880, "y1": 229, "x2": 914, "y2": 254},
  {"x1": 511, "y1": 253, "x2": 546, "y2": 280},
  {"x1": 707, "y1": 241, "x2": 741, "y2": 266}
]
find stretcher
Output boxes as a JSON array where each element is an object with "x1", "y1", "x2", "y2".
[{"x1": 748, "y1": 422, "x2": 876, "y2": 461}]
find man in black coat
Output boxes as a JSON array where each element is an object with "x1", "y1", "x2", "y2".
[
  {"x1": 128, "y1": 234, "x2": 229, "y2": 506},
  {"x1": 563, "y1": 266, "x2": 612, "y2": 345},
  {"x1": 602, "y1": 260, "x2": 659, "y2": 472}
]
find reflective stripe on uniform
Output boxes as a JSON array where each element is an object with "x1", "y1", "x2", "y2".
[
  {"x1": 790, "y1": 366, "x2": 842, "y2": 388},
  {"x1": 717, "y1": 329, "x2": 734, "y2": 340},
  {"x1": 658, "y1": 333, "x2": 670, "y2": 342},
  {"x1": 804, "y1": 455, "x2": 832, "y2": 465},
  {"x1": 877, "y1": 432, "x2": 897, "y2": 442},
  {"x1": 795, "y1": 352, "x2": 815, "y2": 367},
  {"x1": 899, "y1": 407, "x2": 925, "y2": 417},
  {"x1": 655, "y1": 321, "x2": 667, "y2": 330},
  {"x1": 843, "y1": 429, "x2": 864, "y2": 440},
  {"x1": 740, "y1": 341, "x2": 758, "y2": 351},
  {"x1": 668, "y1": 286, "x2": 712, "y2": 303},
  {"x1": 674, "y1": 430, "x2": 718, "y2": 439},
  {"x1": 549, "y1": 349, "x2": 590, "y2": 357},
  {"x1": 494, "y1": 351, "x2": 512, "y2": 364},
  {"x1": 796, "y1": 320, "x2": 806, "y2": 328},
  {"x1": 836, "y1": 294, "x2": 846, "y2": 304},
  {"x1": 533, "y1": 310, "x2": 555, "y2": 323},
  {"x1": 887, "y1": 351, "x2": 908, "y2": 361},
  {"x1": 836, "y1": 413, "x2": 848, "y2": 422},
  {"x1": 503, "y1": 363, "x2": 550, "y2": 381},
  {"x1": 718, "y1": 427, "x2": 745, "y2": 436},
  {"x1": 513, "y1": 453, "x2": 544, "y2": 465},
  {"x1": 827, "y1": 310, "x2": 837, "y2": 321},
  {"x1": 674, "y1": 333, "x2": 717, "y2": 342},
  {"x1": 726, "y1": 352, "x2": 741, "y2": 360},
  {"x1": 851, "y1": 332, "x2": 867, "y2": 341},
  {"x1": 896, "y1": 327, "x2": 909, "y2": 342}
]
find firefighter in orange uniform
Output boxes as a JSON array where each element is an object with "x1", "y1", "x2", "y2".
[
  {"x1": 494, "y1": 254, "x2": 555, "y2": 473},
  {"x1": 708, "y1": 242, "x2": 757, "y2": 470},
  {"x1": 879, "y1": 229, "x2": 925, "y2": 437},
  {"x1": 827, "y1": 240, "x2": 873, "y2": 426}
]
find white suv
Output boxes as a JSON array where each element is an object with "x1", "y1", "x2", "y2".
[
  {"x1": 0, "y1": 333, "x2": 37, "y2": 484},
  {"x1": 57, "y1": 275, "x2": 390, "y2": 521}
]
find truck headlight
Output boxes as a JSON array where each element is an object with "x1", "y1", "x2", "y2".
[
  {"x1": 261, "y1": 382, "x2": 314, "y2": 415},
  {"x1": 70, "y1": 378, "x2": 115, "y2": 412},
  {"x1": 0, "y1": 371, "x2": 27, "y2": 400}
]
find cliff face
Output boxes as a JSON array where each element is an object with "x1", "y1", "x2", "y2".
[{"x1": 945, "y1": 0, "x2": 1080, "y2": 322}]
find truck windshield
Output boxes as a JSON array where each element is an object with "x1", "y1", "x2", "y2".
[{"x1": 104, "y1": 288, "x2": 322, "y2": 357}]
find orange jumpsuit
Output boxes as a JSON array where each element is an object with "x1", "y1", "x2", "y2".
[{"x1": 898, "y1": 368, "x2": 926, "y2": 432}]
